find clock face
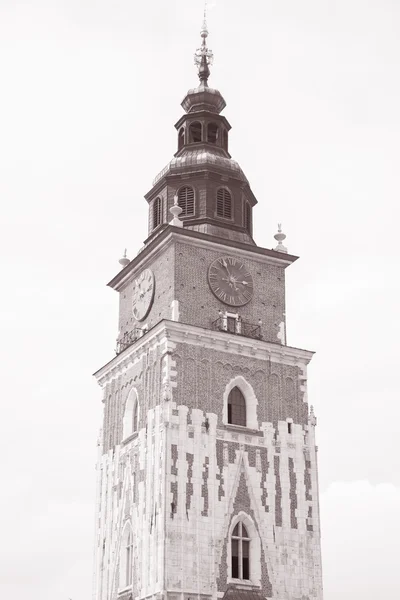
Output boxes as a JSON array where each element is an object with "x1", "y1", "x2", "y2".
[
  {"x1": 208, "y1": 256, "x2": 254, "y2": 306},
  {"x1": 132, "y1": 268, "x2": 155, "y2": 321}
]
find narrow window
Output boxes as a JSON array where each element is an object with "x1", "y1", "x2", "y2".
[
  {"x1": 228, "y1": 387, "x2": 246, "y2": 427},
  {"x1": 133, "y1": 401, "x2": 138, "y2": 432},
  {"x1": 216, "y1": 188, "x2": 232, "y2": 219},
  {"x1": 288, "y1": 422, "x2": 292, "y2": 434},
  {"x1": 207, "y1": 122, "x2": 219, "y2": 143},
  {"x1": 231, "y1": 522, "x2": 250, "y2": 580},
  {"x1": 223, "y1": 129, "x2": 229, "y2": 151},
  {"x1": 125, "y1": 530, "x2": 133, "y2": 586},
  {"x1": 152, "y1": 197, "x2": 162, "y2": 229},
  {"x1": 178, "y1": 186, "x2": 195, "y2": 216},
  {"x1": 178, "y1": 127, "x2": 184, "y2": 150},
  {"x1": 244, "y1": 201, "x2": 252, "y2": 234},
  {"x1": 189, "y1": 121, "x2": 202, "y2": 143}
]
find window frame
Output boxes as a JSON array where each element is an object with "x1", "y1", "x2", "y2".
[
  {"x1": 188, "y1": 120, "x2": 202, "y2": 143},
  {"x1": 231, "y1": 521, "x2": 251, "y2": 580},
  {"x1": 122, "y1": 388, "x2": 139, "y2": 442},
  {"x1": 177, "y1": 185, "x2": 195, "y2": 217},
  {"x1": 227, "y1": 386, "x2": 247, "y2": 427},
  {"x1": 152, "y1": 197, "x2": 162, "y2": 230},
  {"x1": 228, "y1": 513, "x2": 261, "y2": 587}
]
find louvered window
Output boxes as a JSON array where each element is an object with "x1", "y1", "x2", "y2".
[
  {"x1": 216, "y1": 188, "x2": 232, "y2": 219},
  {"x1": 152, "y1": 197, "x2": 162, "y2": 229},
  {"x1": 178, "y1": 186, "x2": 195, "y2": 217},
  {"x1": 244, "y1": 201, "x2": 252, "y2": 233}
]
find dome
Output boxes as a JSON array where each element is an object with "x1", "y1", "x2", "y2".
[
  {"x1": 152, "y1": 147, "x2": 248, "y2": 187},
  {"x1": 181, "y1": 84, "x2": 226, "y2": 115}
]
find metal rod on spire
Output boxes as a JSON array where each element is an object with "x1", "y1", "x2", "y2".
[{"x1": 194, "y1": 1, "x2": 214, "y2": 86}]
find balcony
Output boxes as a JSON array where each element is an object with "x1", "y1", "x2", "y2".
[
  {"x1": 212, "y1": 315, "x2": 262, "y2": 341},
  {"x1": 116, "y1": 327, "x2": 148, "y2": 354}
]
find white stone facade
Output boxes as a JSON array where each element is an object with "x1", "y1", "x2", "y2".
[{"x1": 92, "y1": 324, "x2": 324, "y2": 600}]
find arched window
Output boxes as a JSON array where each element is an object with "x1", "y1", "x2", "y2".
[
  {"x1": 177, "y1": 186, "x2": 195, "y2": 217},
  {"x1": 123, "y1": 388, "x2": 139, "y2": 440},
  {"x1": 207, "y1": 122, "x2": 219, "y2": 144},
  {"x1": 120, "y1": 524, "x2": 133, "y2": 589},
  {"x1": 152, "y1": 197, "x2": 162, "y2": 229},
  {"x1": 231, "y1": 521, "x2": 250, "y2": 580},
  {"x1": 216, "y1": 188, "x2": 232, "y2": 219},
  {"x1": 189, "y1": 121, "x2": 202, "y2": 143},
  {"x1": 228, "y1": 386, "x2": 246, "y2": 426},
  {"x1": 244, "y1": 201, "x2": 252, "y2": 234},
  {"x1": 223, "y1": 129, "x2": 229, "y2": 151},
  {"x1": 178, "y1": 127, "x2": 184, "y2": 150}
]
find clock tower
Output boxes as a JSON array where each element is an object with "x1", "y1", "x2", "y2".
[{"x1": 92, "y1": 16, "x2": 324, "y2": 600}]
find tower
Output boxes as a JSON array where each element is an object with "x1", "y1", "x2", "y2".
[{"x1": 93, "y1": 16, "x2": 323, "y2": 600}]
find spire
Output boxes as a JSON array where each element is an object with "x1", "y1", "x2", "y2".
[{"x1": 194, "y1": 2, "x2": 214, "y2": 86}]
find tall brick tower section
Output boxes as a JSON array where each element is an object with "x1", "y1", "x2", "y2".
[{"x1": 92, "y1": 17, "x2": 323, "y2": 600}]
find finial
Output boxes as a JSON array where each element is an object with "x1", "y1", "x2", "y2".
[
  {"x1": 169, "y1": 194, "x2": 183, "y2": 227},
  {"x1": 309, "y1": 405, "x2": 317, "y2": 427},
  {"x1": 194, "y1": 2, "x2": 214, "y2": 86},
  {"x1": 119, "y1": 248, "x2": 130, "y2": 268},
  {"x1": 274, "y1": 223, "x2": 288, "y2": 253}
]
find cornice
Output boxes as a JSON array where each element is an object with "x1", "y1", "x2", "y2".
[
  {"x1": 107, "y1": 226, "x2": 298, "y2": 290},
  {"x1": 93, "y1": 319, "x2": 314, "y2": 387}
]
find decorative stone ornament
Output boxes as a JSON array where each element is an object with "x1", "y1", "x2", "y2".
[
  {"x1": 169, "y1": 195, "x2": 183, "y2": 227},
  {"x1": 274, "y1": 223, "x2": 288, "y2": 253}
]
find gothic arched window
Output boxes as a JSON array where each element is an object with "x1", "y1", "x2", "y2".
[
  {"x1": 120, "y1": 524, "x2": 133, "y2": 590},
  {"x1": 228, "y1": 386, "x2": 246, "y2": 427},
  {"x1": 123, "y1": 388, "x2": 139, "y2": 440},
  {"x1": 231, "y1": 521, "x2": 250, "y2": 580},
  {"x1": 189, "y1": 121, "x2": 202, "y2": 143},
  {"x1": 177, "y1": 186, "x2": 195, "y2": 217},
  {"x1": 125, "y1": 530, "x2": 133, "y2": 586},
  {"x1": 178, "y1": 127, "x2": 184, "y2": 150},
  {"x1": 216, "y1": 188, "x2": 232, "y2": 219},
  {"x1": 152, "y1": 197, "x2": 162, "y2": 229},
  {"x1": 207, "y1": 122, "x2": 219, "y2": 144}
]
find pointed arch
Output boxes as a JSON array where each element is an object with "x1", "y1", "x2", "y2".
[
  {"x1": 222, "y1": 376, "x2": 258, "y2": 430},
  {"x1": 228, "y1": 511, "x2": 261, "y2": 585},
  {"x1": 122, "y1": 388, "x2": 139, "y2": 440}
]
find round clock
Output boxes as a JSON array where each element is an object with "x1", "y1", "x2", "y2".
[
  {"x1": 208, "y1": 256, "x2": 254, "y2": 306},
  {"x1": 132, "y1": 268, "x2": 155, "y2": 321}
]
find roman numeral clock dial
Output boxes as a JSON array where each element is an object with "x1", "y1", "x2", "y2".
[
  {"x1": 132, "y1": 268, "x2": 155, "y2": 321},
  {"x1": 208, "y1": 256, "x2": 254, "y2": 307}
]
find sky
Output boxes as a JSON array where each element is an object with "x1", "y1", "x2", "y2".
[{"x1": 0, "y1": 0, "x2": 399, "y2": 598}]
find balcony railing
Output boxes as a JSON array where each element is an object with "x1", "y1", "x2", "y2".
[
  {"x1": 212, "y1": 316, "x2": 262, "y2": 340},
  {"x1": 116, "y1": 327, "x2": 147, "y2": 354}
]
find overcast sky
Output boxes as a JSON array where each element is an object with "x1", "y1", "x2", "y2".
[{"x1": 0, "y1": 1, "x2": 399, "y2": 599}]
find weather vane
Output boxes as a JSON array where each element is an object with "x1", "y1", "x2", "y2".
[{"x1": 194, "y1": 1, "x2": 214, "y2": 82}]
